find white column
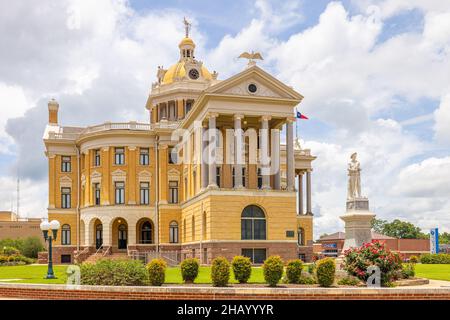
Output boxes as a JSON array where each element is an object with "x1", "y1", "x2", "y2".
[
  {"x1": 201, "y1": 125, "x2": 209, "y2": 189},
  {"x1": 85, "y1": 220, "x2": 94, "y2": 247},
  {"x1": 271, "y1": 128, "x2": 280, "y2": 190},
  {"x1": 101, "y1": 218, "x2": 112, "y2": 247},
  {"x1": 128, "y1": 218, "x2": 137, "y2": 245},
  {"x1": 298, "y1": 174, "x2": 303, "y2": 215},
  {"x1": 234, "y1": 114, "x2": 244, "y2": 188},
  {"x1": 260, "y1": 115, "x2": 271, "y2": 190},
  {"x1": 208, "y1": 113, "x2": 218, "y2": 188},
  {"x1": 306, "y1": 171, "x2": 312, "y2": 214},
  {"x1": 286, "y1": 118, "x2": 295, "y2": 191}
]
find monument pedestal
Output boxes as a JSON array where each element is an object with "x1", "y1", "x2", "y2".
[{"x1": 337, "y1": 198, "x2": 375, "y2": 274}]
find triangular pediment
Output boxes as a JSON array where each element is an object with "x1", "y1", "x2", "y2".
[
  {"x1": 205, "y1": 65, "x2": 303, "y2": 101},
  {"x1": 112, "y1": 169, "x2": 126, "y2": 177}
]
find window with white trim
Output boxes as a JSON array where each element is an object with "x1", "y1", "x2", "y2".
[
  {"x1": 61, "y1": 156, "x2": 71, "y2": 172},
  {"x1": 61, "y1": 187, "x2": 71, "y2": 209},
  {"x1": 115, "y1": 182, "x2": 125, "y2": 204}
]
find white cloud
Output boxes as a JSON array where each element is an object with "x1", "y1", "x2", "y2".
[
  {"x1": 0, "y1": 0, "x2": 449, "y2": 234},
  {"x1": 392, "y1": 157, "x2": 450, "y2": 197},
  {"x1": 434, "y1": 93, "x2": 450, "y2": 143}
]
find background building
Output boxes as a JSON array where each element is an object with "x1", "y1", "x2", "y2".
[
  {"x1": 42, "y1": 23, "x2": 316, "y2": 265},
  {"x1": 0, "y1": 211, "x2": 43, "y2": 242},
  {"x1": 315, "y1": 231, "x2": 430, "y2": 259}
]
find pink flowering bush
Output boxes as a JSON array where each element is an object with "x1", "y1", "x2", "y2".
[{"x1": 342, "y1": 240, "x2": 402, "y2": 286}]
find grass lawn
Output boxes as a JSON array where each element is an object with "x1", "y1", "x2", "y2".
[
  {"x1": 415, "y1": 264, "x2": 450, "y2": 281},
  {"x1": 165, "y1": 266, "x2": 266, "y2": 284},
  {"x1": 0, "y1": 265, "x2": 68, "y2": 284},
  {"x1": 0, "y1": 265, "x2": 268, "y2": 285}
]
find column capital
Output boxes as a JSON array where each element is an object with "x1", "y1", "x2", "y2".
[
  {"x1": 207, "y1": 112, "x2": 219, "y2": 119},
  {"x1": 259, "y1": 115, "x2": 272, "y2": 122},
  {"x1": 158, "y1": 144, "x2": 169, "y2": 150},
  {"x1": 286, "y1": 116, "x2": 296, "y2": 123},
  {"x1": 233, "y1": 114, "x2": 244, "y2": 120}
]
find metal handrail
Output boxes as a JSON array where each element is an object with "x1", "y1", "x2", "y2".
[{"x1": 102, "y1": 246, "x2": 111, "y2": 257}]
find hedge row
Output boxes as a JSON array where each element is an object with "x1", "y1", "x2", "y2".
[
  {"x1": 78, "y1": 256, "x2": 339, "y2": 287},
  {"x1": 420, "y1": 253, "x2": 450, "y2": 264}
]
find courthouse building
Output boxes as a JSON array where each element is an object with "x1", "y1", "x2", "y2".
[{"x1": 42, "y1": 23, "x2": 316, "y2": 264}]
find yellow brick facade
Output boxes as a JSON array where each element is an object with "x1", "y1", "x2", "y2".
[{"x1": 43, "y1": 26, "x2": 316, "y2": 264}]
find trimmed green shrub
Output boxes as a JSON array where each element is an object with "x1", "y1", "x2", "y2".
[
  {"x1": 263, "y1": 255, "x2": 284, "y2": 287},
  {"x1": 146, "y1": 258, "x2": 167, "y2": 286},
  {"x1": 0, "y1": 254, "x2": 33, "y2": 266},
  {"x1": 298, "y1": 275, "x2": 317, "y2": 285},
  {"x1": 409, "y1": 255, "x2": 419, "y2": 264},
  {"x1": 180, "y1": 258, "x2": 200, "y2": 283},
  {"x1": 420, "y1": 253, "x2": 450, "y2": 264},
  {"x1": 21, "y1": 237, "x2": 44, "y2": 258},
  {"x1": 1, "y1": 246, "x2": 20, "y2": 256},
  {"x1": 316, "y1": 258, "x2": 335, "y2": 287},
  {"x1": 307, "y1": 263, "x2": 316, "y2": 275},
  {"x1": 401, "y1": 263, "x2": 415, "y2": 279},
  {"x1": 231, "y1": 256, "x2": 252, "y2": 284},
  {"x1": 81, "y1": 259, "x2": 148, "y2": 286},
  {"x1": 338, "y1": 276, "x2": 360, "y2": 286},
  {"x1": 286, "y1": 259, "x2": 303, "y2": 284},
  {"x1": 211, "y1": 257, "x2": 230, "y2": 287}
]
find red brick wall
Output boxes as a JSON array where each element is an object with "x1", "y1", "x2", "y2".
[{"x1": 0, "y1": 283, "x2": 449, "y2": 300}]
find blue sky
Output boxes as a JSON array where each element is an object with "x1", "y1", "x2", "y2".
[{"x1": 0, "y1": 0, "x2": 449, "y2": 237}]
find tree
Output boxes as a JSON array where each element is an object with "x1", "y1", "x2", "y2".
[
  {"x1": 439, "y1": 232, "x2": 450, "y2": 244},
  {"x1": 371, "y1": 218, "x2": 427, "y2": 239}
]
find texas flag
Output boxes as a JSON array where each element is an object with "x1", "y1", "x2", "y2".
[{"x1": 296, "y1": 111, "x2": 308, "y2": 120}]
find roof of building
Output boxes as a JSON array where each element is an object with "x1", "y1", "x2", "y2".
[{"x1": 319, "y1": 231, "x2": 396, "y2": 241}]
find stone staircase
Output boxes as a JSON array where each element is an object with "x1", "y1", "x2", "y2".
[{"x1": 83, "y1": 248, "x2": 129, "y2": 264}]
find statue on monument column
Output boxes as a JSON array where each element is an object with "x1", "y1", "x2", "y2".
[{"x1": 347, "y1": 152, "x2": 361, "y2": 200}]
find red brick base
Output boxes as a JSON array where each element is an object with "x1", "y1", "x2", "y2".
[{"x1": 0, "y1": 283, "x2": 449, "y2": 300}]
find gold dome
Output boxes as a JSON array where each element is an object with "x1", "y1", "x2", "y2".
[
  {"x1": 179, "y1": 37, "x2": 195, "y2": 48},
  {"x1": 162, "y1": 61, "x2": 213, "y2": 84}
]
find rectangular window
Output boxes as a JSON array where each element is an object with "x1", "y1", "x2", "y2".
[
  {"x1": 170, "y1": 223, "x2": 179, "y2": 243},
  {"x1": 140, "y1": 148, "x2": 149, "y2": 165},
  {"x1": 169, "y1": 181, "x2": 179, "y2": 204},
  {"x1": 61, "y1": 187, "x2": 71, "y2": 209},
  {"x1": 62, "y1": 228, "x2": 71, "y2": 245},
  {"x1": 61, "y1": 254, "x2": 72, "y2": 264},
  {"x1": 140, "y1": 182, "x2": 149, "y2": 205},
  {"x1": 115, "y1": 182, "x2": 125, "y2": 204},
  {"x1": 61, "y1": 156, "x2": 71, "y2": 172},
  {"x1": 257, "y1": 168, "x2": 262, "y2": 189},
  {"x1": 242, "y1": 167, "x2": 246, "y2": 187},
  {"x1": 94, "y1": 149, "x2": 101, "y2": 167},
  {"x1": 185, "y1": 101, "x2": 192, "y2": 114},
  {"x1": 242, "y1": 248, "x2": 266, "y2": 264},
  {"x1": 232, "y1": 167, "x2": 235, "y2": 187},
  {"x1": 216, "y1": 166, "x2": 221, "y2": 187},
  {"x1": 115, "y1": 147, "x2": 125, "y2": 165},
  {"x1": 94, "y1": 183, "x2": 101, "y2": 206}
]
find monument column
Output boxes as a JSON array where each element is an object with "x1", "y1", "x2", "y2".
[
  {"x1": 286, "y1": 118, "x2": 295, "y2": 191},
  {"x1": 234, "y1": 114, "x2": 244, "y2": 188},
  {"x1": 208, "y1": 113, "x2": 218, "y2": 188}
]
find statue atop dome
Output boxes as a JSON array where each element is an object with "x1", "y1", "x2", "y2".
[{"x1": 183, "y1": 17, "x2": 191, "y2": 38}]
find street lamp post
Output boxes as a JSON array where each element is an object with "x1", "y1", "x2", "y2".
[{"x1": 40, "y1": 220, "x2": 61, "y2": 279}]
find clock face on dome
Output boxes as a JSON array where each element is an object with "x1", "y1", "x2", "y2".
[{"x1": 188, "y1": 68, "x2": 199, "y2": 80}]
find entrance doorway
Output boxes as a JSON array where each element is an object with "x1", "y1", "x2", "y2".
[
  {"x1": 118, "y1": 224, "x2": 127, "y2": 249},
  {"x1": 95, "y1": 224, "x2": 103, "y2": 249}
]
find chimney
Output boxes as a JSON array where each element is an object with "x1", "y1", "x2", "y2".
[{"x1": 48, "y1": 98, "x2": 59, "y2": 124}]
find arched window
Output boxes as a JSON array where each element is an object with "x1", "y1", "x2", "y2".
[
  {"x1": 141, "y1": 221, "x2": 153, "y2": 244},
  {"x1": 61, "y1": 224, "x2": 71, "y2": 245},
  {"x1": 298, "y1": 227, "x2": 305, "y2": 246},
  {"x1": 241, "y1": 205, "x2": 266, "y2": 240},
  {"x1": 170, "y1": 221, "x2": 179, "y2": 243}
]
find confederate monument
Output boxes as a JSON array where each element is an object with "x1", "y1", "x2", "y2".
[{"x1": 340, "y1": 152, "x2": 376, "y2": 251}]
